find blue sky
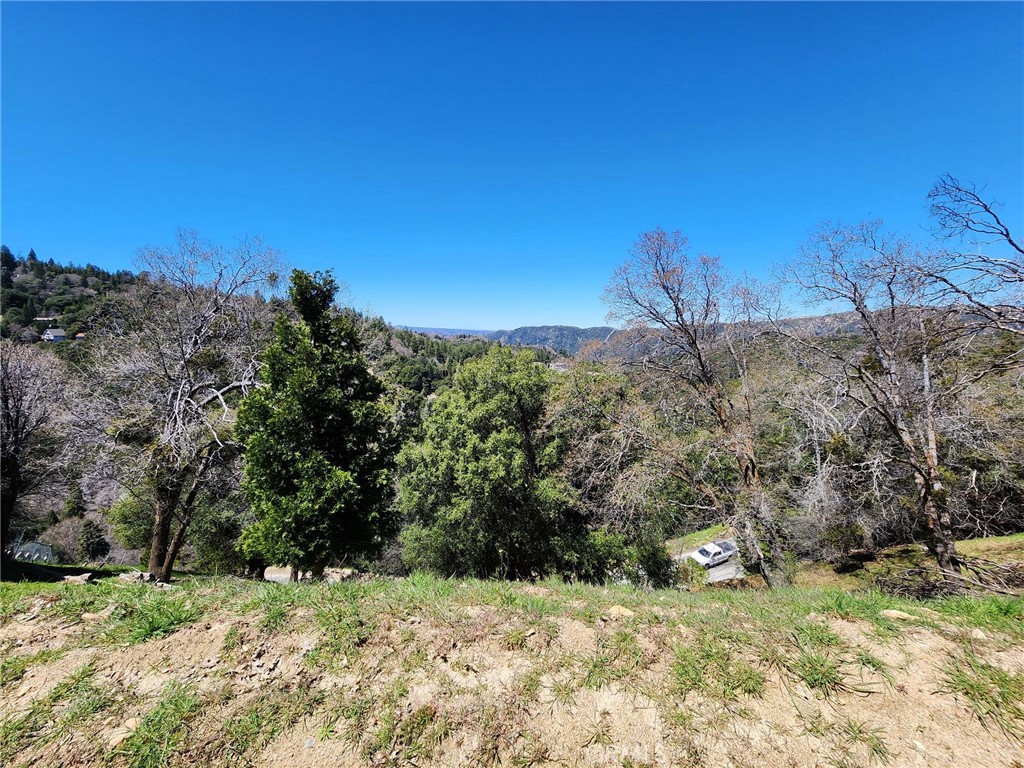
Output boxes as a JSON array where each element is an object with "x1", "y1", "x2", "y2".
[{"x1": 2, "y1": 2, "x2": 1021, "y2": 329}]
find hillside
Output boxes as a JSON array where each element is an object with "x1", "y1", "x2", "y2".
[
  {"x1": 2, "y1": 568, "x2": 1022, "y2": 767},
  {"x1": 488, "y1": 325, "x2": 617, "y2": 355},
  {"x1": 0, "y1": 246, "x2": 135, "y2": 341}
]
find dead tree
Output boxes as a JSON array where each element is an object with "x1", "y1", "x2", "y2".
[
  {"x1": 783, "y1": 221, "x2": 1018, "y2": 577},
  {"x1": 926, "y1": 174, "x2": 1023, "y2": 337},
  {"x1": 85, "y1": 230, "x2": 280, "y2": 581},
  {"x1": 603, "y1": 228, "x2": 791, "y2": 588},
  {"x1": 0, "y1": 341, "x2": 70, "y2": 555}
]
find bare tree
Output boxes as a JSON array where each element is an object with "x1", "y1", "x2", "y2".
[
  {"x1": 1, "y1": 341, "x2": 70, "y2": 555},
  {"x1": 926, "y1": 173, "x2": 1023, "y2": 336},
  {"x1": 604, "y1": 228, "x2": 791, "y2": 588},
  {"x1": 85, "y1": 230, "x2": 280, "y2": 580},
  {"x1": 783, "y1": 220, "x2": 1019, "y2": 577}
]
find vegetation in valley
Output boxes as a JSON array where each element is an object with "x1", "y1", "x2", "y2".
[{"x1": 2, "y1": 176, "x2": 1022, "y2": 595}]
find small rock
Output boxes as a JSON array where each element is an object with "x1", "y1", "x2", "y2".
[
  {"x1": 607, "y1": 605, "x2": 635, "y2": 619},
  {"x1": 123, "y1": 718, "x2": 141, "y2": 730},
  {"x1": 63, "y1": 572, "x2": 93, "y2": 585},
  {"x1": 83, "y1": 604, "x2": 116, "y2": 621},
  {"x1": 108, "y1": 730, "x2": 129, "y2": 748},
  {"x1": 880, "y1": 609, "x2": 918, "y2": 621},
  {"x1": 967, "y1": 628, "x2": 987, "y2": 641},
  {"x1": 912, "y1": 607, "x2": 943, "y2": 620},
  {"x1": 305, "y1": 737, "x2": 316, "y2": 748}
]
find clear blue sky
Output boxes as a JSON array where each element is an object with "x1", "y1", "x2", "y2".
[{"x1": 2, "y1": 2, "x2": 1021, "y2": 329}]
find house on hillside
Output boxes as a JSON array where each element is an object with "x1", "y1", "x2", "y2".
[{"x1": 43, "y1": 328, "x2": 66, "y2": 342}]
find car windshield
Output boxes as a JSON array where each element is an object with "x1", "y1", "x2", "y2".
[{"x1": 697, "y1": 547, "x2": 713, "y2": 557}]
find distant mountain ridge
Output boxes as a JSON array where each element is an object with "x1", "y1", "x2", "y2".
[
  {"x1": 488, "y1": 325, "x2": 616, "y2": 355},
  {"x1": 402, "y1": 326, "x2": 492, "y2": 338},
  {"x1": 405, "y1": 314, "x2": 872, "y2": 357},
  {"x1": 401, "y1": 325, "x2": 617, "y2": 355}
]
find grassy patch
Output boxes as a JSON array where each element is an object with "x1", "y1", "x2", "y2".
[
  {"x1": 308, "y1": 584, "x2": 374, "y2": 668},
  {"x1": 666, "y1": 523, "x2": 730, "y2": 557},
  {"x1": 942, "y1": 646, "x2": 1024, "y2": 738},
  {"x1": 789, "y1": 650, "x2": 844, "y2": 696},
  {"x1": 672, "y1": 635, "x2": 765, "y2": 702},
  {"x1": 580, "y1": 630, "x2": 649, "y2": 690},
  {"x1": 0, "y1": 648, "x2": 65, "y2": 688},
  {"x1": 103, "y1": 587, "x2": 203, "y2": 644},
  {"x1": 930, "y1": 595, "x2": 1024, "y2": 637},
  {"x1": 205, "y1": 684, "x2": 324, "y2": 764},
  {"x1": 842, "y1": 718, "x2": 891, "y2": 764},
  {"x1": 242, "y1": 582, "x2": 313, "y2": 632},
  {"x1": 957, "y1": 532, "x2": 1024, "y2": 562},
  {"x1": 0, "y1": 663, "x2": 118, "y2": 763},
  {"x1": 113, "y1": 681, "x2": 201, "y2": 768}
]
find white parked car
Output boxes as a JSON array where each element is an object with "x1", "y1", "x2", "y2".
[{"x1": 688, "y1": 540, "x2": 739, "y2": 568}]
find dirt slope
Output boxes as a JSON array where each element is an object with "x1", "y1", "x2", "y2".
[{"x1": 1, "y1": 577, "x2": 1022, "y2": 767}]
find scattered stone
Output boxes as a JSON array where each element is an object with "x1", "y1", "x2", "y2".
[
  {"x1": 82, "y1": 605, "x2": 116, "y2": 621},
  {"x1": 107, "y1": 717, "x2": 142, "y2": 748},
  {"x1": 879, "y1": 609, "x2": 918, "y2": 621},
  {"x1": 325, "y1": 567, "x2": 357, "y2": 582},
  {"x1": 965, "y1": 627, "x2": 988, "y2": 641},
  {"x1": 119, "y1": 571, "x2": 155, "y2": 583},
  {"x1": 108, "y1": 731, "x2": 129, "y2": 748},
  {"x1": 606, "y1": 605, "x2": 635, "y2": 619},
  {"x1": 63, "y1": 572, "x2": 93, "y2": 585}
]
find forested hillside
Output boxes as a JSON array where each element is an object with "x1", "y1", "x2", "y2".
[
  {"x1": 0, "y1": 246, "x2": 135, "y2": 341},
  {"x1": 487, "y1": 325, "x2": 616, "y2": 354},
  {"x1": 2, "y1": 176, "x2": 1022, "y2": 597}
]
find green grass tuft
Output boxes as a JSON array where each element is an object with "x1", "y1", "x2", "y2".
[
  {"x1": 942, "y1": 646, "x2": 1024, "y2": 738},
  {"x1": 113, "y1": 681, "x2": 201, "y2": 768}
]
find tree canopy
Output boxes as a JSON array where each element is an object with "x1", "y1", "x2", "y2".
[{"x1": 238, "y1": 270, "x2": 397, "y2": 577}]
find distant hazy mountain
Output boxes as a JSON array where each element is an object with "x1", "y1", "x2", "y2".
[
  {"x1": 402, "y1": 326, "x2": 492, "y2": 338},
  {"x1": 403, "y1": 313, "x2": 867, "y2": 357},
  {"x1": 487, "y1": 325, "x2": 617, "y2": 355}
]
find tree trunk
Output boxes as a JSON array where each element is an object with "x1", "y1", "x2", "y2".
[
  {"x1": 289, "y1": 566, "x2": 299, "y2": 583},
  {"x1": 918, "y1": 344, "x2": 962, "y2": 577},
  {"x1": 917, "y1": 469, "x2": 961, "y2": 577},
  {"x1": 737, "y1": 499, "x2": 791, "y2": 589},
  {"x1": 148, "y1": 478, "x2": 183, "y2": 578},
  {"x1": 1, "y1": 484, "x2": 17, "y2": 557},
  {"x1": 731, "y1": 433, "x2": 791, "y2": 589},
  {"x1": 156, "y1": 515, "x2": 188, "y2": 582},
  {"x1": 153, "y1": 476, "x2": 203, "y2": 582}
]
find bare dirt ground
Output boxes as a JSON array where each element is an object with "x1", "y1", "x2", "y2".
[{"x1": 1, "y1": 577, "x2": 1022, "y2": 768}]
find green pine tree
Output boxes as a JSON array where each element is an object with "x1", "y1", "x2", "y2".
[
  {"x1": 78, "y1": 519, "x2": 110, "y2": 562},
  {"x1": 64, "y1": 484, "x2": 86, "y2": 518}
]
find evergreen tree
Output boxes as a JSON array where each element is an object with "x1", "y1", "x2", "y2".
[
  {"x1": 398, "y1": 346, "x2": 589, "y2": 580},
  {"x1": 64, "y1": 484, "x2": 86, "y2": 518},
  {"x1": 237, "y1": 270, "x2": 397, "y2": 578},
  {"x1": 78, "y1": 519, "x2": 110, "y2": 561}
]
